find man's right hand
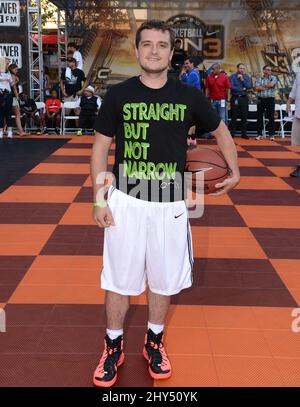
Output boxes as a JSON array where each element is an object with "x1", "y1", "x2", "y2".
[{"x1": 93, "y1": 205, "x2": 115, "y2": 228}]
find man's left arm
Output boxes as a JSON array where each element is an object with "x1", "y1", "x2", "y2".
[{"x1": 211, "y1": 121, "x2": 240, "y2": 195}]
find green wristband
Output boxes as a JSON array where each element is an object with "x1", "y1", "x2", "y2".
[{"x1": 93, "y1": 201, "x2": 107, "y2": 208}]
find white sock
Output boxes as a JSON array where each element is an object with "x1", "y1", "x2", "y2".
[
  {"x1": 106, "y1": 328, "x2": 123, "y2": 340},
  {"x1": 148, "y1": 321, "x2": 164, "y2": 335},
  {"x1": 0, "y1": 131, "x2": 3, "y2": 138},
  {"x1": 7, "y1": 131, "x2": 13, "y2": 138}
]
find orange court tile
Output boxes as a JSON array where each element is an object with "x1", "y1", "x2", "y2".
[
  {"x1": 263, "y1": 330, "x2": 300, "y2": 358},
  {"x1": 203, "y1": 306, "x2": 258, "y2": 329},
  {"x1": 238, "y1": 158, "x2": 264, "y2": 167},
  {"x1": 236, "y1": 205, "x2": 300, "y2": 228},
  {"x1": 288, "y1": 289, "x2": 300, "y2": 306},
  {"x1": 234, "y1": 139, "x2": 275, "y2": 146},
  {"x1": 29, "y1": 163, "x2": 90, "y2": 174},
  {"x1": 251, "y1": 307, "x2": 297, "y2": 331},
  {"x1": 0, "y1": 304, "x2": 6, "y2": 310},
  {"x1": 0, "y1": 224, "x2": 56, "y2": 255},
  {"x1": 9, "y1": 284, "x2": 106, "y2": 304},
  {"x1": 204, "y1": 193, "x2": 233, "y2": 205},
  {"x1": 166, "y1": 305, "x2": 206, "y2": 328},
  {"x1": 83, "y1": 176, "x2": 92, "y2": 187},
  {"x1": 130, "y1": 292, "x2": 147, "y2": 305},
  {"x1": 59, "y1": 203, "x2": 96, "y2": 225},
  {"x1": 21, "y1": 265, "x2": 101, "y2": 286},
  {"x1": 53, "y1": 148, "x2": 92, "y2": 156},
  {"x1": 208, "y1": 328, "x2": 271, "y2": 357},
  {"x1": 287, "y1": 145, "x2": 300, "y2": 152},
  {"x1": 107, "y1": 155, "x2": 115, "y2": 165},
  {"x1": 214, "y1": 356, "x2": 284, "y2": 387},
  {"x1": 271, "y1": 259, "x2": 300, "y2": 274},
  {"x1": 0, "y1": 186, "x2": 81, "y2": 203},
  {"x1": 235, "y1": 176, "x2": 293, "y2": 190},
  {"x1": 155, "y1": 355, "x2": 219, "y2": 387},
  {"x1": 249, "y1": 151, "x2": 300, "y2": 159},
  {"x1": 31, "y1": 255, "x2": 102, "y2": 270},
  {"x1": 274, "y1": 358, "x2": 300, "y2": 387},
  {"x1": 192, "y1": 227, "x2": 267, "y2": 259},
  {"x1": 165, "y1": 327, "x2": 211, "y2": 355}
]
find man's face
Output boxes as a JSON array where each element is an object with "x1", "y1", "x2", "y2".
[
  {"x1": 237, "y1": 65, "x2": 246, "y2": 75},
  {"x1": 84, "y1": 90, "x2": 93, "y2": 97},
  {"x1": 264, "y1": 66, "x2": 272, "y2": 77},
  {"x1": 136, "y1": 29, "x2": 173, "y2": 74},
  {"x1": 67, "y1": 61, "x2": 76, "y2": 69},
  {"x1": 20, "y1": 94, "x2": 27, "y2": 101},
  {"x1": 213, "y1": 64, "x2": 220, "y2": 75},
  {"x1": 184, "y1": 59, "x2": 193, "y2": 72},
  {"x1": 175, "y1": 41, "x2": 181, "y2": 50},
  {"x1": 51, "y1": 91, "x2": 57, "y2": 99}
]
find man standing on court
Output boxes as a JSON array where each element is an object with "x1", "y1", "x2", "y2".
[
  {"x1": 255, "y1": 65, "x2": 277, "y2": 140},
  {"x1": 287, "y1": 72, "x2": 300, "y2": 177},
  {"x1": 205, "y1": 63, "x2": 231, "y2": 124},
  {"x1": 229, "y1": 63, "x2": 252, "y2": 139},
  {"x1": 90, "y1": 20, "x2": 240, "y2": 387}
]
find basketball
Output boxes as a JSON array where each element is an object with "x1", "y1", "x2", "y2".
[{"x1": 185, "y1": 147, "x2": 230, "y2": 194}]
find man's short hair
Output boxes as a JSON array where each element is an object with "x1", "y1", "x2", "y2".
[
  {"x1": 237, "y1": 63, "x2": 245, "y2": 69},
  {"x1": 263, "y1": 65, "x2": 272, "y2": 70},
  {"x1": 68, "y1": 42, "x2": 79, "y2": 50},
  {"x1": 212, "y1": 63, "x2": 221, "y2": 69},
  {"x1": 135, "y1": 19, "x2": 175, "y2": 50},
  {"x1": 184, "y1": 56, "x2": 198, "y2": 66}
]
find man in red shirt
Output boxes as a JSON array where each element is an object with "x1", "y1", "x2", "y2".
[
  {"x1": 42, "y1": 89, "x2": 62, "y2": 134},
  {"x1": 205, "y1": 63, "x2": 231, "y2": 124}
]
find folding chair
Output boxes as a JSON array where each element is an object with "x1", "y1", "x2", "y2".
[
  {"x1": 61, "y1": 101, "x2": 79, "y2": 135},
  {"x1": 280, "y1": 104, "x2": 295, "y2": 138}
]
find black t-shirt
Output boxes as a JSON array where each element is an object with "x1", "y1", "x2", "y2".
[
  {"x1": 171, "y1": 49, "x2": 188, "y2": 71},
  {"x1": 61, "y1": 68, "x2": 86, "y2": 97},
  {"x1": 19, "y1": 99, "x2": 37, "y2": 114},
  {"x1": 94, "y1": 76, "x2": 221, "y2": 202}
]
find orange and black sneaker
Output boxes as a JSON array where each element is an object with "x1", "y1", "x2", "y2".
[
  {"x1": 143, "y1": 329, "x2": 172, "y2": 380},
  {"x1": 93, "y1": 334, "x2": 124, "y2": 387}
]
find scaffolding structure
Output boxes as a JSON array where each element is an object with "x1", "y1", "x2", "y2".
[
  {"x1": 27, "y1": 0, "x2": 44, "y2": 101},
  {"x1": 57, "y1": 8, "x2": 68, "y2": 79}
]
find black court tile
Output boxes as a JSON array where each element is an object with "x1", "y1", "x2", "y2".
[
  {"x1": 257, "y1": 159, "x2": 300, "y2": 167},
  {"x1": 239, "y1": 167, "x2": 275, "y2": 177},
  {"x1": 190, "y1": 205, "x2": 246, "y2": 227},
  {"x1": 44, "y1": 156, "x2": 91, "y2": 164},
  {"x1": 229, "y1": 189, "x2": 300, "y2": 206},
  {"x1": 0, "y1": 138, "x2": 70, "y2": 193},
  {"x1": 0, "y1": 203, "x2": 69, "y2": 224},
  {"x1": 251, "y1": 228, "x2": 300, "y2": 259},
  {"x1": 15, "y1": 174, "x2": 89, "y2": 186},
  {"x1": 40, "y1": 225, "x2": 104, "y2": 256}
]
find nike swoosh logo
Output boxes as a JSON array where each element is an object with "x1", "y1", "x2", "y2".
[
  {"x1": 175, "y1": 213, "x2": 184, "y2": 219},
  {"x1": 206, "y1": 31, "x2": 219, "y2": 36}
]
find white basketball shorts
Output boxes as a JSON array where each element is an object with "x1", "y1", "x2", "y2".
[{"x1": 101, "y1": 187, "x2": 194, "y2": 296}]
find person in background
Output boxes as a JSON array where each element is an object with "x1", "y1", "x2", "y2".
[
  {"x1": 180, "y1": 56, "x2": 201, "y2": 146},
  {"x1": 170, "y1": 39, "x2": 187, "y2": 72},
  {"x1": 255, "y1": 65, "x2": 277, "y2": 141},
  {"x1": 229, "y1": 63, "x2": 252, "y2": 140},
  {"x1": 8, "y1": 63, "x2": 27, "y2": 137},
  {"x1": 287, "y1": 72, "x2": 300, "y2": 177},
  {"x1": 42, "y1": 89, "x2": 62, "y2": 135},
  {"x1": 205, "y1": 63, "x2": 231, "y2": 124},
  {"x1": 60, "y1": 56, "x2": 87, "y2": 102},
  {"x1": 19, "y1": 92, "x2": 42, "y2": 132},
  {"x1": 67, "y1": 42, "x2": 84, "y2": 71},
  {"x1": 75, "y1": 86, "x2": 101, "y2": 136},
  {"x1": 180, "y1": 56, "x2": 201, "y2": 90},
  {"x1": 0, "y1": 57, "x2": 17, "y2": 139},
  {"x1": 43, "y1": 67, "x2": 52, "y2": 101}
]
